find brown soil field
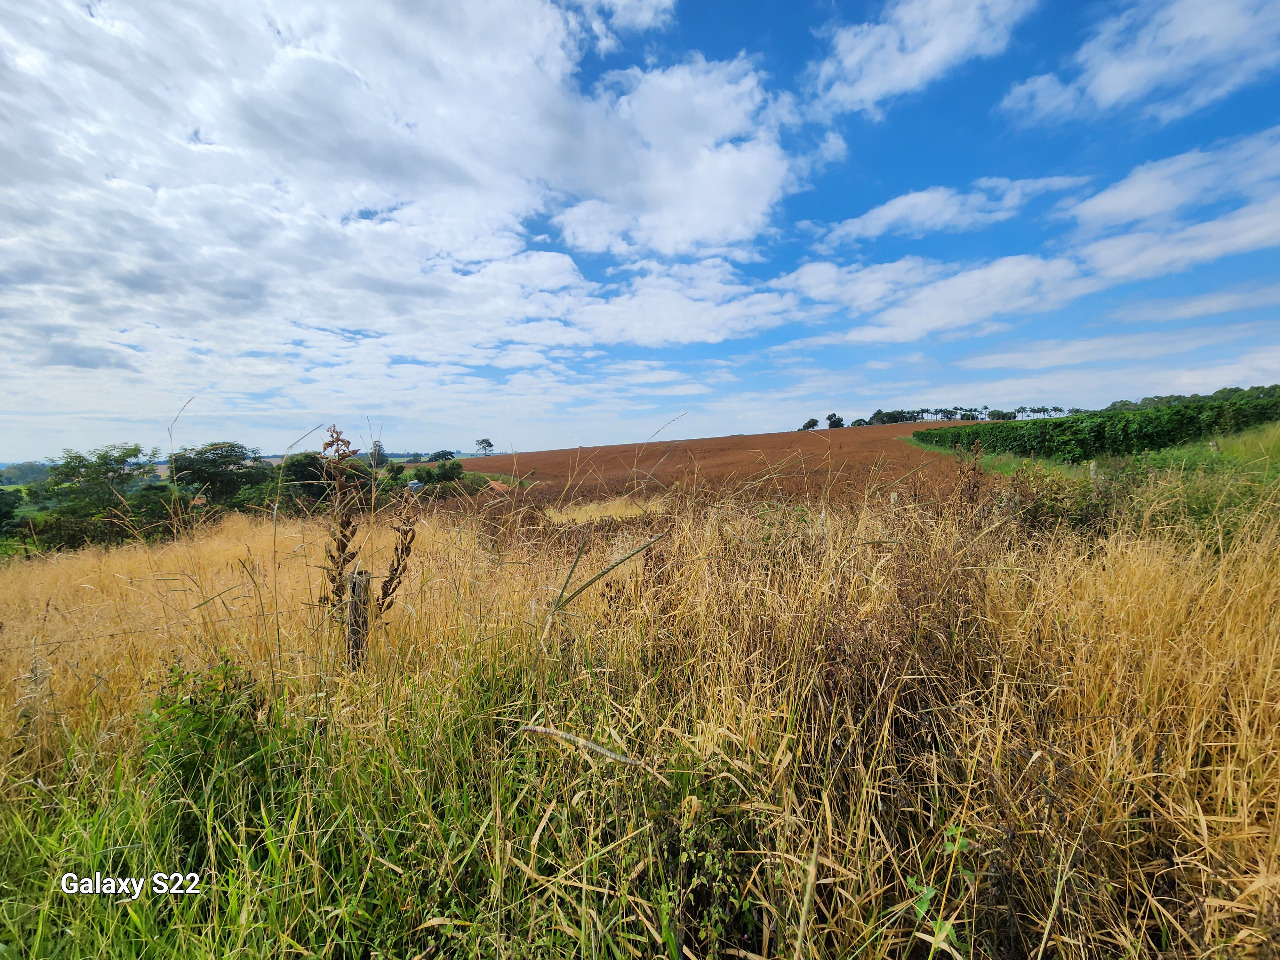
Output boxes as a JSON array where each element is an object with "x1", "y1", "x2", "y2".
[{"x1": 457, "y1": 422, "x2": 962, "y2": 499}]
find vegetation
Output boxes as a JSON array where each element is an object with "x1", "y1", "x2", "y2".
[
  {"x1": 1, "y1": 432, "x2": 1278, "y2": 958},
  {"x1": 3, "y1": 432, "x2": 512, "y2": 555},
  {"x1": 172, "y1": 442, "x2": 272, "y2": 506},
  {"x1": 915, "y1": 383, "x2": 1280, "y2": 462},
  {"x1": 0, "y1": 461, "x2": 49, "y2": 486}
]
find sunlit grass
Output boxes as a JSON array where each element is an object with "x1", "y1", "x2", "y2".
[{"x1": 2, "y1": 472, "x2": 1278, "y2": 957}]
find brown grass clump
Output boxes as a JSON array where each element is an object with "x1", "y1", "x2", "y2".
[{"x1": 0, "y1": 470, "x2": 1277, "y2": 958}]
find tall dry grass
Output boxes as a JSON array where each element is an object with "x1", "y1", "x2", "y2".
[{"x1": 1, "y1": 472, "x2": 1277, "y2": 958}]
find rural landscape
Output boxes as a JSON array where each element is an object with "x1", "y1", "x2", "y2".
[
  {"x1": 3, "y1": 385, "x2": 1280, "y2": 957},
  {"x1": 5, "y1": 0, "x2": 1280, "y2": 957}
]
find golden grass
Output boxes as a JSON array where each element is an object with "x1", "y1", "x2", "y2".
[
  {"x1": 2, "y1": 479, "x2": 1278, "y2": 957},
  {"x1": 543, "y1": 495, "x2": 666, "y2": 525}
]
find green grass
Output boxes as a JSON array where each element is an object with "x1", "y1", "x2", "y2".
[
  {"x1": 915, "y1": 419, "x2": 1280, "y2": 478},
  {"x1": 5, "y1": 456, "x2": 1280, "y2": 957}
]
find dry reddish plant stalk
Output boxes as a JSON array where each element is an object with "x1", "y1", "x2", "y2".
[
  {"x1": 321, "y1": 425, "x2": 361, "y2": 612},
  {"x1": 378, "y1": 520, "x2": 416, "y2": 617}
]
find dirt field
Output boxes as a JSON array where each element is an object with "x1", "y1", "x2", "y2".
[{"x1": 457, "y1": 422, "x2": 960, "y2": 499}]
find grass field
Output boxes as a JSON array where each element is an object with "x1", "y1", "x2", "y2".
[{"x1": 1, "y1": 449, "x2": 1278, "y2": 958}]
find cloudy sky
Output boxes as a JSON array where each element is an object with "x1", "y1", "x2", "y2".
[{"x1": 3, "y1": 0, "x2": 1280, "y2": 459}]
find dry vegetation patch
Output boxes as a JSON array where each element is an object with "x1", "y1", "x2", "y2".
[{"x1": 1, "y1": 473, "x2": 1277, "y2": 958}]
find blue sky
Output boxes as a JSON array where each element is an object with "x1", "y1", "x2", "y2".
[{"x1": 2, "y1": 0, "x2": 1279, "y2": 459}]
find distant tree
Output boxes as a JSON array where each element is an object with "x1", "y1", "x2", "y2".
[
  {"x1": 45, "y1": 443, "x2": 159, "y2": 518},
  {"x1": 280, "y1": 452, "x2": 329, "y2": 500},
  {"x1": 826, "y1": 413, "x2": 844, "y2": 429},
  {"x1": 0, "y1": 487, "x2": 22, "y2": 536},
  {"x1": 408, "y1": 452, "x2": 423, "y2": 464},
  {"x1": 385, "y1": 462, "x2": 405, "y2": 481},
  {"x1": 850, "y1": 418, "x2": 869, "y2": 427},
  {"x1": 0, "y1": 461, "x2": 49, "y2": 486},
  {"x1": 369, "y1": 441, "x2": 387, "y2": 468},
  {"x1": 172, "y1": 441, "x2": 270, "y2": 505},
  {"x1": 475, "y1": 438, "x2": 494, "y2": 456},
  {"x1": 428, "y1": 450, "x2": 455, "y2": 462},
  {"x1": 799, "y1": 418, "x2": 820, "y2": 431},
  {"x1": 413, "y1": 460, "x2": 463, "y2": 485},
  {"x1": 987, "y1": 410, "x2": 1014, "y2": 421}
]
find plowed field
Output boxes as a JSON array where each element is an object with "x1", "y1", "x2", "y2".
[{"x1": 457, "y1": 422, "x2": 961, "y2": 499}]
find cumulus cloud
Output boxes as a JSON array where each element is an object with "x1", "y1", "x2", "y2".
[
  {"x1": 0, "y1": 0, "x2": 808, "y2": 456},
  {"x1": 553, "y1": 55, "x2": 793, "y2": 256},
  {"x1": 811, "y1": 0, "x2": 1037, "y2": 118},
  {"x1": 1003, "y1": 0, "x2": 1280, "y2": 122}
]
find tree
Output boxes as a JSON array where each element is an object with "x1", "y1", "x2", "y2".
[
  {"x1": 0, "y1": 487, "x2": 22, "y2": 537},
  {"x1": 45, "y1": 443, "x2": 159, "y2": 518},
  {"x1": 475, "y1": 438, "x2": 494, "y2": 456},
  {"x1": 408, "y1": 452, "x2": 423, "y2": 464},
  {"x1": 799, "y1": 418, "x2": 820, "y2": 431},
  {"x1": 826, "y1": 413, "x2": 844, "y2": 428},
  {"x1": 428, "y1": 450, "x2": 455, "y2": 462},
  {"x1": 280, "y1": 452, "x2": 329, "y2": 500},
  {"x1": 0, "y1": 462, "x2": 48, "y2": 486},
  {"x1": 172, "y1": 441, "x2": 271, "y2": 505},
  {"x1": 413, "y1": 460, "x2": 463, "y2": 485},
  {"x1": 369, "y1": 441, "x2": 387, "y2": 469}
]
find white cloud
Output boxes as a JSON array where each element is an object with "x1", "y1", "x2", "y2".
[
  {"x1": 811, "y1": 0, "x2": 1037, "y2": 118},
  {"x1": 554, "y1": 55, "x2": 794, "y2": 256},
  {"x1": 777, "y1": 257, "x2": 942, "y2": 314},
  {"x1": 956, "y1": 324, "x2": 1258, "y2": 369},
  {"x1": 1067, "y1": 125, "x2": 1280, "y2": 232},
  {"x1": 0, "y1": 0, "x2": 810, "y2": 458},
  {"x1": 1079, "y1": 194, "x2": 1280, "y2": 282},
  {"x1": 1003, "y1": 0, "x2": 1280, "y2": 122},
  {"x1": 824, "y1": 175, "x2": 1085, "y2": 244},
  {"x1": 1117, "y1": 284, "x2": 1280, "y2": 321},
  {"x1": 571, "y1": 259, "x2": 808, "y2": 346},
  {"x1": 572, "y1": 0, "x2": 678, "y2": 51},
  {"x1": 845, "y1": 255, "x2": 1090, "y2": 342}
]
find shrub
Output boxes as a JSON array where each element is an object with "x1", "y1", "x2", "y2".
[{"x1": 915, "y1": 384, "x2": 1280, "y2": 462}]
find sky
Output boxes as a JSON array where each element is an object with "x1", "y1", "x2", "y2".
[{"x1": 2, "y1": 0, "x2": 1280, "y2": 459}]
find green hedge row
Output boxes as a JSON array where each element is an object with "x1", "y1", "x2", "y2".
[{"x1": 913, "y1": 385, "x2": 1280, "y2": 462}]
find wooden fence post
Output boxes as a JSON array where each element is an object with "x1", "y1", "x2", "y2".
[{"x1": 346, "y1": 569, "x2": 371, "y2": 670}]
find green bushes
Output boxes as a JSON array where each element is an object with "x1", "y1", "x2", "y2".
[{"x1": 915, "y1": 384, "x2": 1280, "y2": 462}]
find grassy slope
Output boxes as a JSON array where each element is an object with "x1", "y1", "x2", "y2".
[{"x1": 1, "y1": 470, "x2": 1278, "y2": 958}]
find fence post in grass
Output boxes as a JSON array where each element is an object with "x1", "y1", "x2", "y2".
[{"x1": 346, "y1": 569, "x2": 371, "y2": 670}]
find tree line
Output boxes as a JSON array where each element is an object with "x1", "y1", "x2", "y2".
[
  {"x1": 2, "y1": 437, "x2": 489, "y2": 553},
  {"x1": 799, "y1": 405, "x2": 1077, "y2": 431},
  {"x1": 914, "y1": 384, "x2": 1280, "y2": 462}
]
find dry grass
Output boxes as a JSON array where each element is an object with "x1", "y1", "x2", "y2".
[
  {"x1": 543, "y1": 495, "x2": 666, "y2": 525},
  {"x1": 1, "y1": 473, "x2": 1278, "y2": 958}
]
